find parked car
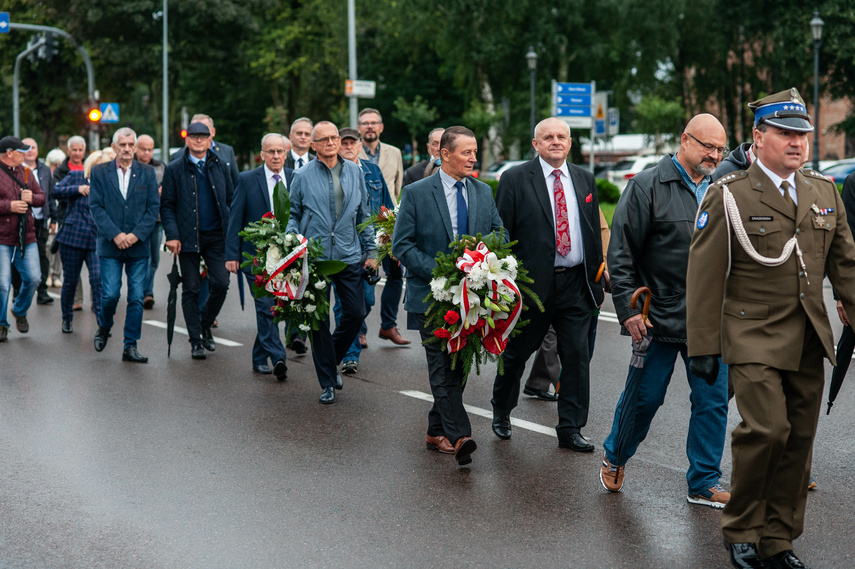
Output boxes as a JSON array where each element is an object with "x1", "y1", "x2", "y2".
[
  {"x1": 607, "y1": 154, "x2": 661, "y2": 193},
  {"x1": 480, "y1": 160, "x2": 526, "y2": 182},
  {"x1": 821, "y1": 159, "x2": 855, "y2": 187}
]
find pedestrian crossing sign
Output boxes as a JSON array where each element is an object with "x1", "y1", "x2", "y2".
[{"x1": 100, "y1": 103, "x2": 120, "y2": 124}]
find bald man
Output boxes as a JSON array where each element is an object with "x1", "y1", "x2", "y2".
[{"x1": 599, "y1": 114, "x2": 731, "y2": 509}]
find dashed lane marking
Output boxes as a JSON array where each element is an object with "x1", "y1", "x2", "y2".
[{"x1": 143, "y1": 320, "x2": 243, "y2": 347}]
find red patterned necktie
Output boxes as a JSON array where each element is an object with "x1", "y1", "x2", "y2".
[{"x1": 552, "y1": 169, "x2": 571, "y2": 256}]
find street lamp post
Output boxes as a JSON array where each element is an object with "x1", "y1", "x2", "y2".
[
  {"x1": 526, "y1": 46, "x2": 537, "y2": 157},
  {"x1": 810, "y1": 11, "x2": 824, "y2": 171}
]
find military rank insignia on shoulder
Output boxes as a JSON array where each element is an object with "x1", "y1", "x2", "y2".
[{"x1": 804, "y1": 169, "x2": 833, "y2": 183}]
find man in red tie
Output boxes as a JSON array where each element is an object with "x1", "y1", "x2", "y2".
[{"x1": 490, "y1": 117, "x2": 605, "y2": 452}]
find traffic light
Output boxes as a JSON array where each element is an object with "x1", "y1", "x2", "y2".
[
  {"x1": 44, "y1": 33, "x2": 59, "y2": 62},
  {"x1": 88, "y1": 107, "x2": 102, "y2": 122},
  {"x1": 180, "y1": 128, "x2": 188, "y2": 139}
]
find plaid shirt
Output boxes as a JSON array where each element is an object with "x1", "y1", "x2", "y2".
[{"x1": 53, "y1": 170, "x2": 97, "y2": 250}]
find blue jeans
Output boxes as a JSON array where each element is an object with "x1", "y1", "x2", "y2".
[
  {"x1": 333, "y1": 278, "x2": 376, "y2": 362},
  {"x1": 100, "y1": 255, "x2": 148, "y2": 349},
  {"x1": 0, "y1": 243, "x2": 40, "y2": 328},
  {"x1": 144, "y1": 223, "x2": 162, "y2": 298},
  {"x1": 603, "y1": 340, "x2": 729, "y2": 495}
]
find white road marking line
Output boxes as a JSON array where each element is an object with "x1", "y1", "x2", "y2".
[
  {"x1": 399, "y1": 390, "x2": 557, "y2": 437},
  {"x1": 143, "y1": 320, "x2": 243, "y2": 347}
]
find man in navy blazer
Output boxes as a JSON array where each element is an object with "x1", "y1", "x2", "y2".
[
  {"x1": 226, "y1": 133, "x2": 293, "y2": 380},
  {"x1": 89, "y1": 127, "x2": 160, "y2": 363},
  {"x1": 489, "y1": 118, "x2": 605, "y2": 452},
  {"x1": 392, "y1": 126, "x2": 504, "y2": 466}
]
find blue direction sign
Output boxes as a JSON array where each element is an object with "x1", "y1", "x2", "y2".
[
  {"x1": 555, "y1": 94, "x2": 592, "y2": 106},
  {"x1": 555, "y1": 106, "x2": 591, "y2": 117},
  {"x1": 554, "y1": 82, "x2": 593, "y2": 95},
  {"x1": 0, "y1": 13, "x2": 10, "y2": 34},
  {"x1": 100, "y1": 103, "x2": 120, "y2": 124}
]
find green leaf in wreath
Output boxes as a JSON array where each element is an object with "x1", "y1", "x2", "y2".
[
  {"x1": 273, "y1": 180, "x2": 290, "y2": 225},
  {"x1": 314, "y1": 260, "x2": 347, "y2": 276}
]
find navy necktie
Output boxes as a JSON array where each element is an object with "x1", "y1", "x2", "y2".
[
  {"x1": 455, "y1": 181, "x2": 468, "y2": 237},
  {"x1": 196, "y1": 160, "x2": 205, "y2": 172},
  {"x1": 297, "y1": 157, "x2": 304, "y2": 168}
]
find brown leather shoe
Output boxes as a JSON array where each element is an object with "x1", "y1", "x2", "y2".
[
  {"x1": 453, "y1": 436, "x2": 477, "y2": 465},
  {"x1": 378, "y1": 326, "x2": 411, "y2": 345},
  {"x1": 426, "y1": 435, "x2": 454, "y2": 454}
]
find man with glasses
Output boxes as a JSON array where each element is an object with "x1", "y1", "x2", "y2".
[
  {"x1": 226, "y1": 133, "x2": 292, "y2": 379},
  {"x1": 601, "y1": 114, "x2": 731, "y2": 510},
  {"x1": 161, "y1": 121, "x2": 234, "y2": 360},
  {"x1": 286, "y1": 121, "x2": 377, "y2": 404},
  {"x1": 358, "y1": 109, "x2": 408, "y2": 347}
]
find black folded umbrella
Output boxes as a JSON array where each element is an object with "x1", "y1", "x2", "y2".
[
  {"x1": 166, "y1": 256, "x2": 182, "y2": 357},
  {"x1": 611, "y1": 286, "x2": 652, "y2": 466},
  {"x1": 828, "y1": 324, "x2": 855, "y2": 414},
  {"x1": 237, "y1": 270, "x2": 245, "y2": 310}
]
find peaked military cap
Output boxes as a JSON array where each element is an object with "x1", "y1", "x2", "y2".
[{"x1": 749, "y1": 88, "x2": 814, "y2": 133}]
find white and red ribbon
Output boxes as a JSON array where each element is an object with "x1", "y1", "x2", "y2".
[{"x1": 266, "y1": 235, "x2": 309, "y2": 300}]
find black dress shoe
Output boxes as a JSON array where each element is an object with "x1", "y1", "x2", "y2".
[
  {"x1": 62, "y1": 320, "x2": 73, "y2": 334},
  {"x1": 319, "y1": 386, "x2": 335, "y2": 404},
  {"x1": 253, "y1": 363, "x2": 272, "y2": 374},
  {"x1": 94, "y1": 326, "x2": 110, "y2": 352},
  {"x1": 559, "y1": 432, "x2": 595, "y2": 452},
  {"x1": 201, "y1": 328, "x2": 216, "y2": 351},
  {"x1": 764, "y1": 550, "x2": 807, "y2": 569},
  {"x1": 37, "y1": 291, "x2": 54, "y2": 304},
  {"x1": 122, "y1": 346, "x2": 149, "y2": 363},
  {"x1": 523, "y1": 386, "x2": 559, "y2": 401},
  {"x1": 191, "y1": 344, "x2": 207, "y2": 360},
  {"x1": 492, "y1": 415, "x2": 512, "y2": 440},
  {"x1": 334, "y1": 372, "x2": 343, "y2": 390},
  {"x1": 273, "y1": 359, "x2": 287, "y2": 381},
  {"x1": 725, "y1": 542, "x2": 766, "y2": 569},
  {"x1": 289, "y1": 337, "x2": 307, "y2": 354}
]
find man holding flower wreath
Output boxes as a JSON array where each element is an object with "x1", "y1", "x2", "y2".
[{"x1": 392, "y1": 125, "x2": 504, "y2": 466}]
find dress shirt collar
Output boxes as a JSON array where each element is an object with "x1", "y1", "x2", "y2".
[
  {"x1": 263, "y1": 163, "x2": 283, "y2": 183},
  {"x1": 538, "y1": 156, "x2": 569, "y2": 180},
  {"x1": 756, "y1": 158, "x2": 796, "y2": 191},
  {"x1": 291, "y1": 149, "x2": 309, "y2": 162},
  {"x1": 439, "y1": 168, "x2": 464, "y2": 192}
]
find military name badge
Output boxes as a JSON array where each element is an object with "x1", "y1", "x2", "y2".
[{"x1": 697, "y1": 211, "x2": 709, "y2": 229}]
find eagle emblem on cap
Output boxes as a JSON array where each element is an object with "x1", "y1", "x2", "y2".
[{"x1": 791, "y1": 87, "x2": 800, "y2": 103}]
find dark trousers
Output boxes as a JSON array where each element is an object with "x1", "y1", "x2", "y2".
[
  {"x1": 310, "y1": 262, "x2": 365, "y2": 388},
  {"x1": 416, "y1": 312, "x2": 471, "y2": 444},
  {"x1": 58, "y1": 243, "x2": 102, "y2": 326},
  {"x1": 492, "y1": 264, "x2": 594, "y2": 438},
  {"x1": 178, "y1": 230, "x2": 229, "y2": 344},
  {"x1": 722, "y1": 324, "x2": 825, "y2": 558},
  {"x1": 379, "y1": 256, "x2": 403, "y2": 330},
  {"x1": 525, "y1": 315, "x2": 599, "y2": 391},
  {"x1": 12, "y1": 219, "x2": 50, "y2": 294},
  {"x1": 244, "y1": 272, "x2": 287, "y2": 366}
]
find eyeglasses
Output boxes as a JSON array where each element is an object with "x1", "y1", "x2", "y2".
[
  {"x1": 358, "y1": 121, "x2": 381, "y2": 127},
  {"x1": 686, "y1": 132, "x2": 728, "y2": 155},
  {"x1": 261, "y1": 149, "x2": 287, "y2": 155},
  {"x1": 312, "y1": 136, "x2": 341, "y2": 144},
  {"x1": 188, "y1": 134, "x2": 209, "y2": 141}
]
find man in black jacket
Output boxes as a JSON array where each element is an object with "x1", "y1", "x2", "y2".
[
  {"x1": 490, "y1": 117, "x2": 605, "y2": 452},
  {"x1": 600, "y1": 114, "x2": 731, "y2": 509},
  {"x1": 403, "y1": 128, "x2": 444, "y2": 187},
  {"x1": 161, "y1": 122, "x2": 234, "y2": 359}
]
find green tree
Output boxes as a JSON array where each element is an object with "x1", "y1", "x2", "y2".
[
  {"x1": 634, "y1": 96, "x2": 684, "y2": 153},
  {"x1": 392, "y1": 95, "x2": 438, "y2": 165}
]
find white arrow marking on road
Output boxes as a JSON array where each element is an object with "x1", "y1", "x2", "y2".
[
  {"x1": 399, "y1": 390, "x2": 557, "y2": 437},
  {"x1": 143, "y1": 319, "x2": 243, "y2": 347}
]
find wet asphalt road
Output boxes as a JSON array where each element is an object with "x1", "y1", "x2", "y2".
[{"x1": 2, "y1": 260, "x2": 855, "y2": 568}]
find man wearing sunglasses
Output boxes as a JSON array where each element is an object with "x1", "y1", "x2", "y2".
[
  {"x1": 602, "y1": 114, "x2": 731, "y2": 511},
  {"x1": 286, "y1": 121, "x2": 377, "y2": 404}
]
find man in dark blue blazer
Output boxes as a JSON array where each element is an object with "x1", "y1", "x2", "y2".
[
  {"x1": 489, "y1": 118, "x2": 605, "y2": 452},
  {"x1": 226, "y1": 133, "x2": 293, "y2": 380},
  {"x1": 392, "y1": 126, "x2": 504, "y2": 466},
  {"x1": 89, "y1": 128, "x2": 160, "y2": 363}
]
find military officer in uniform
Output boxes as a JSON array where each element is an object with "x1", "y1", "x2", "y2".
[{"x1": 686, "y1": 88, "x2": 855, "y2": 569}]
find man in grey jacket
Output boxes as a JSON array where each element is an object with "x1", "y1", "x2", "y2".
[{"x1": 286, "y1": 121, "x2": 377, "y2": 404}]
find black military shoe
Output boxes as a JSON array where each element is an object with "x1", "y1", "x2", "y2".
[
  {"x1": 191, "y1": 343, "x2": 207, "y2": 360},
  {"x1": 492, "y1": 415, "x2": 512, "y2": 440},
  {"x1": 725, "y1": 542, "x2": 766, "y2": 569},
  {"x1": 764, "y1": 550, "x2": 807, "y2": 569}
]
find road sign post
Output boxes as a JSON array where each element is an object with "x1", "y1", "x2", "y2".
[
  {"x1": 551, "y1": 80, "x2": 595, "y2": 129},
  {"x1": 345, "y1": 79, "x2": 376, "y2": 98}
]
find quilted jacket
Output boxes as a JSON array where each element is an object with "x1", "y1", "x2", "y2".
[{"x1": 53, "y1": 170, "x2": 97, "y2": 250}]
